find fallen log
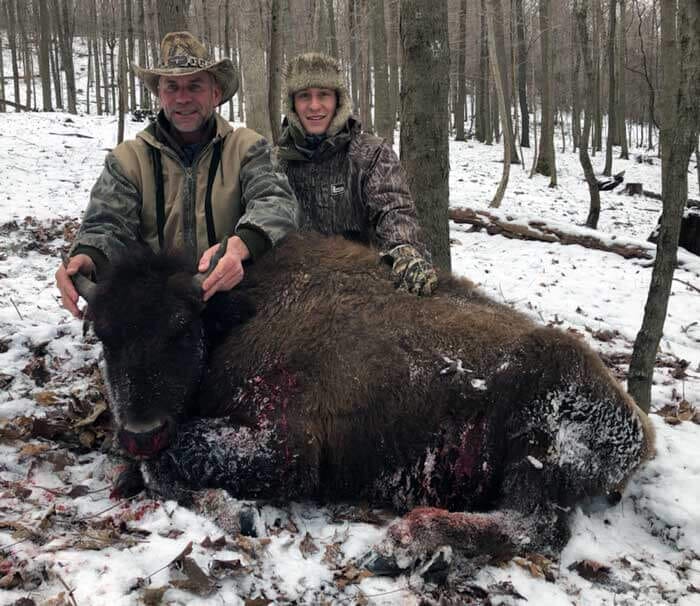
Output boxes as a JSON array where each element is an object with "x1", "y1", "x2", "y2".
[{"x1": 449, "y1": 207, "x2": 653, "y2": 260}]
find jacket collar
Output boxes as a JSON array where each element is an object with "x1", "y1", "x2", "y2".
[
  {"x1": 137, "y1": 111, "x2": 233, "y2": 158},
  {"x1": 277, "y1": 116, "x2": 359, "y2": 162}
]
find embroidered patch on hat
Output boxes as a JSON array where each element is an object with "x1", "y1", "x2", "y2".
[{"x1": 330, "y1": 184, "x2": 345, "y2": 196}]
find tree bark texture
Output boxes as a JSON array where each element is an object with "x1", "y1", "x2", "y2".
[
  {"x1": 454, "y1": 0, "x2": 467, "y2": 141},
  {"x1": 617, "y1": 0, "x2": 629, "y2": 158},
  {"x1": 38, "y1": 0, "x2": 53, "y2": 110},
  {"x1": 487, "y1": 0, "x2": 512, "y2": 208},
  {"x1": 476, "y1": 0, "x2": 491, "y2": 143},
  {"x1": 515, "y1": 0, "x2": 529, "y2": 147},
  {"x1": 628, "y1": 0, "x2": 700, "y2": 413},
  {"x1": 400, "y1": 0, "x2": 451, "y2": 271},
  {"x1": 575, "y1": 0, "x2": 602, "y2": 229},
  {"x1": 239, "y1": 0, "x2": 271, "y2": 140},
  {"x1": 5, "y1": 0, "x2": 21, "y2": 111},
  {"x1": 268, "y1": 0, "x2": 283, "y2": 144},
  {"x1": 372, "y1": 0, "x2": 392, "y2": 140},
  {"x1": 535, "y1": 0, "x2": 556, "y2": 183},
  {"x1": 157, "y1": 0, "x2": 189, "y2": 37},
  {"x1": 604, "y1": 0, "x2": 616, "y2": 175}
]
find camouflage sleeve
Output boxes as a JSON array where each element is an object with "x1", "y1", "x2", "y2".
[
  {"x1": 362, "y1": 142, "x2": 431, "y2": 260},
  {"x1": 69, "y1": 152, "x2": 142, "y2": 269},
  {"x1": 237, "y1": 139, "x2": 300, "y2": 259}
]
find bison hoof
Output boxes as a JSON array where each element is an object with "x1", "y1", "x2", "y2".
[{"x1": 359, "y1": 551, "x2": 403, "y2": 577}]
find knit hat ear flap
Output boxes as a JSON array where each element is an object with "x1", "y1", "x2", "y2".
[{"x1": 284, "y1": 52, "x2": 353, "y2": 137}]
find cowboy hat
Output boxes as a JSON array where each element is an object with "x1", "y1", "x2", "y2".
[{"x1": 133, "y1": 31, "x2": 238, "y2": 105}]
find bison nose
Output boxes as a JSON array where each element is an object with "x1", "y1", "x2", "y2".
[{"x1": 118, "y1": 422, "x2": 172, "y2": 458}]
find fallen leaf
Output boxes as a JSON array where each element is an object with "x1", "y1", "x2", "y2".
[
  {"x1": 18, "y1": 442, "x2": 51, "y2": 459},
  {"x1": 321, "y1": 542, "x2": 344, "y2": 567},
  {"x1": 244, "y1": 598, "x2": 272, "y2": 606},
  {"x1": 34, "y1": 391, "x2": 60, "y2": 406},
  {"x1": 73, "y1": 401, "x2": 108, "y2": 428},
  {"x1": 210, "y1": 558, "x2": 247, "y2": 578},
  {"x1": 299, "y1": 532, "x2": 319, "y2": 559},
  {"x1": 169, "y1": 556, "x2": 214, "y2": 596},
  {"x1": 141, "y1": 586, "x2": 168, "y2": 606},
  {"x1": 568, "y1": 559, "x2": 611, "y2": 582}
]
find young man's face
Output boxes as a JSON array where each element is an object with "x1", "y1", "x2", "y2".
[
  {"x1": 159, "y1": 73, "x2": 222, "y2": 137},
  {"x1": 293, "y1": 88, "x2": 337, "y2": 135}
]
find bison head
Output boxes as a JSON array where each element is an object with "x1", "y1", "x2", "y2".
[{"x1": 73, "y1": 253, "x2": 213, "y2": 459}]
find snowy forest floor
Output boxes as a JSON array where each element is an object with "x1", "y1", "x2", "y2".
[{"x1": 1, "y1": 112, "x2": 700, "y2": 605}]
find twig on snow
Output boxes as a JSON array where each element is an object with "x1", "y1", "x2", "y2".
[
  {"x1": 673, "y1": 278, "x2": 700, "y2": 294},
  {"x1": 56, "y1": 572, "x2": 79, "y2": 606},
  {"x1": 10, "y1": 298, "x2": 23, "y2": 320}
]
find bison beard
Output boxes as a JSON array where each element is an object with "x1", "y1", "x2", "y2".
[{"x1": 75, "y1": 233, "x2": 654, "y2": 575}]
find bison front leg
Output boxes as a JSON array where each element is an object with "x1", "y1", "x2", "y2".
[{"x1": 140, "y1": 417, "x2": 319, "y2": 523}]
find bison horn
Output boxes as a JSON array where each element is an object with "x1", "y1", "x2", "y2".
[
  {"x1": 70, "y1": 272, "x2": 98, "y2": 305},
  {"x1": 192, "y1": 236, "x2": 229, "y2": 294}
]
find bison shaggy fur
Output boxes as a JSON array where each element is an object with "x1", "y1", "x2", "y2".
[{"x1": 81, "y1": 233, "x2": 654, "y2": 567}]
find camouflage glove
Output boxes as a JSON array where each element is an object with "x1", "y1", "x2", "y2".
[{"x1": 387, "y1": 244, "x2": 438, "y2": 296}]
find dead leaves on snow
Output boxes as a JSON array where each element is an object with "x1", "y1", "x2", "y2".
[{"x1": 655, "y1": 399, "x2": 700, "y2": 426}]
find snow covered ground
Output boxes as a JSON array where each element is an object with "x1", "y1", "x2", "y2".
[{"x1": 1, "y1": 111, "x2": 699, "y2": 605}]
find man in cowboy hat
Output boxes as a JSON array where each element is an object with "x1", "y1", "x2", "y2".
[
  {"x1": 276, "y1": 52, "x2": 437, "y2": 296},
  {"x1": 57, "y1": 31, "x2": 299, "y2": 316}
]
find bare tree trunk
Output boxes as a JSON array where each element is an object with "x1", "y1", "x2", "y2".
[
  {"x1": 571, "y1": 10, "x2": 581, "y2": 151},
  {"x1": 57, "y1": 0, "x2": 77, "y2": 114},
  {"x1": 50, "y1": 28, "x2": 63, "y2": 109},
  {"x1": 157, "y1": 0, "x2": 189, "y2": 36},
  {"x1": 268, "y1": 0, "x2": 283, "y2": 143},
  {"x1": 603, "y1": 0, "x2": 616, "y2": 175},
  {"x1": 455, "y1": 0, "x2": 467, "y2": 141},
  {"x1": 86, "y1": 29, "x2": 92, "y2": 114},
  {"x1": 5, "y1": 0, "x2": 21, "y2": 111},
  {"x1": 17, "y1": 0, "x2": 34, "y2": 110},
  {"x1": 118, "y1": 0, "x2": 127, "y2": 143},
  {"x1": 372, "y1": 0, "x2": 391, "y2": 140},
  {"x1": 476, "y1": 0, "x2": 490, "y2": 143},
  {"x1": 400, "y1": 0, "x2": 451, "y2": 271},
  {"x1": 224, "y1": 0, "x2": 234, "y2": 120},
  {"x1": 387, "y1": 0, "x2": 400, "y2": 137},
  {"x1": 327, "y1": 0, "x2": 338, "y2": 57},
  {"x1": 137, "y1": 0, "x2": 149, "y2": 109},
  {"x1": 593, "y1": 0, "x2": 602, "y2": 151},
  {"x1": 239, "y1": 0, "x2": 271, "y2": 139},
  {"x1": 38, "y1": 0, "x2": 53, "y2": 110},
  {"x1": 127, "y1": 0, "x2": 136, "y2": 111},
  {"x1": 92, "y1": 0, "x2": 103, "y2": 116},
  {"x1": 349, "y1": 0, "x2": 359, "y2": 111},
  {"x1": 487, "y1": 0, "x2": 512, "y2": 208},
  {"x1": 618, "y1": 0, "x2": 629, "y2": 158},
  {"x1": 235, "y1": 12, "x2": 245, "y2": 123},
  {"x1": 628, "y1": 0, "x2": 700, "y2": 413},
  {"x1": 0, "y1": 33, "x2": 5, "y2": 111},
  {"x1": 358, "y1": 0, "x2": 372, "y2": 132},
  {"x1": 515, "y1": 0, "x2": 529, "y2": 147},
  {"x1": 576, "y1": 0, "x2": 602, "y2": 228},
  {"x1": 535, "y1": 0, "x2": 556, "y2": 186}
]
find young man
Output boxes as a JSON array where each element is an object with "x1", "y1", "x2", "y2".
[
  {"x1": 56, "y1": 31, "x2": 299, "y2": 316},
  {"x1": 277, "y1": 52, "x2": 437, "y2": 296}
]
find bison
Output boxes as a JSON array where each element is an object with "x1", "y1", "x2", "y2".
[{"x1": 72, "y1": 233, "x2": 654, "y2": 571}]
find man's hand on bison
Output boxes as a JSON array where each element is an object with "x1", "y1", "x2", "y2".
[
  {"x1": 199, "y1": 236, "x2": 250, "y2": 301},
  {"x1": 55, "y1": 253, "x2": 96, "y2": 318}
]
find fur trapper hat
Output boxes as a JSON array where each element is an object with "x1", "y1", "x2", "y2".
[
  {"x1": 284, "y1": 52, "x2": 353, "y2": 136},
  {"x1": 134, "y1": 31, "x2": 238, "y2": 106}
]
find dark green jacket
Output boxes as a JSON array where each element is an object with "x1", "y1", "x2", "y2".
[{"x1": 276, "y1": 117, "x2": 427, "y2": 257}]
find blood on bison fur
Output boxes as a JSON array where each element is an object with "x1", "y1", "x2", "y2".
[{"x1": 75, "y1": 233, "x2": 654, "y2": 566}]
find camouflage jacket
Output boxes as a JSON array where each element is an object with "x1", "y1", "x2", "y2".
[
  {"x1": 72, "y1": 112, "x2": 299, "y2": 273},
  {"x1": 276, "y1": 117, "x2": 428, "y2": 257}
]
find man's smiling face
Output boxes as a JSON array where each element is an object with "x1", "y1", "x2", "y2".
[
  {"x1": 293, "y1": 87, "x2": 338, "y2": 135},
  {"x1": 159, "y1": 73, "x2": 222, "y2": 139}
]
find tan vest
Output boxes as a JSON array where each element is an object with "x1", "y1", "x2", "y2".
[{"x1": 112, "y1": 113, "x2": 262, "y2": 260}]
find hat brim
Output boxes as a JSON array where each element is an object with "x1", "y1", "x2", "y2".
[{"x1": 133, "y1": 58, "x2": 239, "y2": 106}]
